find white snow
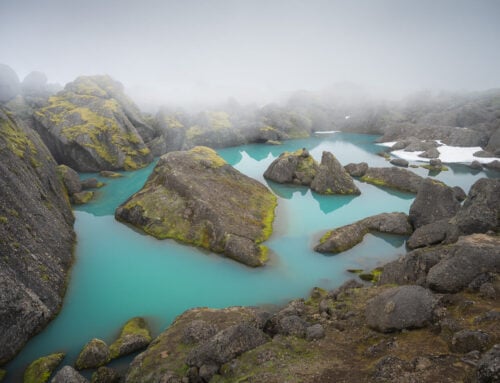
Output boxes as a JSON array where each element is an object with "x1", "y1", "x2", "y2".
[
  {"x1": 314, "y1": 130, "x2": 339, "y2": 134},
  {"x1": 345, "y1": 115, "x2": 351, "y2": 120},
  {"x1": 376, "y1": 141, "x2": 497, "y2": 164}
]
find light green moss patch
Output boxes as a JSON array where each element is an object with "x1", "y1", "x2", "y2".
[
  {"x1": 23, "y1": 353, "x2": 65, "y2": 383},
  {"x1": 109, "y1": 317, "x2": 152, "y2": 359},
  {"x1": 0, "y1": 118, "x2": 38, "y2": 161},
  {"x1": 0, "y1": 216, "x2": 8, "y2": 224},
  {"x1": 359, "y1": 175, "x2": 388, "y2": 187},
  {"x1": 189, "y1": 146, "x2": 227, "y2": 168}
]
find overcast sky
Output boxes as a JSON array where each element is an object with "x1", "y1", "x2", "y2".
[{"x1": 1, "y1": 0, "x2": 500, "y2": 105}]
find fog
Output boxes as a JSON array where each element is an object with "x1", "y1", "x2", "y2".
[{"x1": 2, "y1": 0, "x2": 500, "y2": 108}]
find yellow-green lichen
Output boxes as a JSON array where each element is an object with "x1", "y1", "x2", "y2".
[
  {"x1": 109, "y1": 317, "x2": 152, "y2": 359},
  {"x1": 359, "y1": 175, "x2": 388, "y2": 187},
  {"x1": 23, "y1": 353, "x2": 65, "y2": 383},
  {"x1": 189, "y1": 146, "x2": 227, "y2": 168},
  {"x1": 0, "y1": 119, "x2": 38, "y2": 161},
  {"x1": 0, "y1": 216, "x2": 8, "y2": 224}
]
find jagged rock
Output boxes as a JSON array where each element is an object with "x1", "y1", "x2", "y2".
[
  {"x1": 186, "y1": 324, "x2": 269, "y2": 368},
  {"x1": 344, "y1": 162, "x2": 368, "y2": 177},
  {"x1": 90, "y1": 366, "x2": 121, "y2": 383},
  {"x1": 409, "y1": 178, "x2": 461, "y2": 229},
  {"x1": 75, "y1": 338, "x2": 111, "y2": 370},
  {"x1": 306, "y1": 324, "x2": 325, "y2": 341},
  {"x1": 0, "y1": 63, "x2": 21, "y2": 103},
  {"x1": 315, "y1": 212, "x2": 412, "y2": 254},
  {"x1": 24, "y1": 353, "x2": 65, "y2": 383},
  {"x1": 426, "y1": 234, "x2": 500, "y2": 293},
  {"x1": 389, "y1": 158, "x2": 409, "y2": 167},
  {"x1": 0, "y1": 108, "x2": 75, "y2": 364},
  {"x1": 115, "y1": 146, "x2": 276, "y2": 267},
  {"x1": 109, "y1": 317, "x2": 152, "y2": 359},
  {"x1": 484, "y1": 160, "x2": 500, "y2": 171},
  {"x1": 365, "y1": 285, "x2": 436, "y2": 333},
  {"x1": 51, "y1": 366, "x2": 88, "y2": 383},
  {"x1": 451, "y1": 330, "x2": 491, "y2": 353},
  {"x1": 360, "y1": 167, "x2": 424, "y2": 193},
  {"x1": 418, "y1": 147, "x2": 440, "y2": 159},
  {"x1": 452, "y1": 178, "x2": 500, "y2": 234},
  {"x1": 57, "y1": 164, "x2": 81, "y2": 195},
  {"x1": 33, "y1": 75, "x2": 153, "y2": 171},
  {"x1": 310, "y1": 151, "x2": 360, "y2": 194},
  {"x1": 263, "y1": 148, "x2": 319, "y2": 185},
  {"x1": 476, "y1": 344, "x2": 500, "y2": 383},
  {"x1": 80, "y1": 178, "x2": 104, "y2": 189}
]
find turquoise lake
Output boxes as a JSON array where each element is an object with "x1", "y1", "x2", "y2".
[{"x1": 6, "y1": 132, "x2": 497, "y2": 380}]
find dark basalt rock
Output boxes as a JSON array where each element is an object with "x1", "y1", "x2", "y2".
[
  {"x1": 263, "y1": 148, "x2": 319, "y2": 185},
  {"x1": 344, "y1": 162, "x2": 368, "y2": 177},
  {"x1": 360, "y1": 167, "x2": 424, "y2": 193},
  {"x1": 409, "y1": 178, "x2": 461, "y2": 229},
  {"x1": 33, "y1": 75, "x2": 153, "y2": 171},
  {"x1": 310, "y1": 151, "x2": 360, "y2": 195},
  {"x1": 0, "y1": 108, "x2": 75, "y2": 364},
  {"x1": 115, "y1": 146, "x2": 276, "y2": 267},
  {"x1": 315, "y1": 212, "x2": 412, "y2": 254},
  {"x1": 365, "y1": 285, "x2": 436, "y2": 333},
  {"x1": 51, "y1": 366, "x2": 88, "y2": 383}
]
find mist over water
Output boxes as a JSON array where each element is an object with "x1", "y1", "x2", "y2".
[{"x1": 2, "y1": 0, "x2": 500, "y2": 108}]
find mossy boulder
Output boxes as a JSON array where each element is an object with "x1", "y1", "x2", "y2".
[
  {"x1": 360, "y1": 166, "x2": 424, "y2": 193},
  {"x1": 75, "y1": 339, "x2": 111, "y2": 370},
  {"x1": 109, "y1": 317, "x2": 152, "y2": 359},
  {"x1": 51, "y1": 366, "x2": 88, "y2": 383},
  {"x1": 57, "y1": 164, "x2": 81, "y2": 195},
  {"x1": 99, "y1": 170, "x2": 123, "y2": 178},
  {"x1": 24, "y1": 353, "x2": 65, "y2": 383},
  {"x1": 90, "y1": 366, "x2": 121, "y2": 383},
  {"x1": 71, "y1": 191, "x2": 94, "y2": 205},
  {"x1": 115, "y1": 146, "x2": 277, "y2": 267},
  {"x1": 310, "y1": 151, "x2": 360, "y2": 195},
  {"x1": 315, "y1": 212, "x2": 412, "y2": 254},
  {"x1": 263, "y1": 148, "x2": 319, "y2": 185},
  {"x1": 33, "y1": 75, "x2": 153, "y2": 171},
  {"x1": 0, "y1": 107, "x2": 75, "y2": 364}
]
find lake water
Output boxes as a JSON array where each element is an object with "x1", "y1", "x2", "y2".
[{"x1": 6, "y1": 132, "x2": 495, "y2": 381}]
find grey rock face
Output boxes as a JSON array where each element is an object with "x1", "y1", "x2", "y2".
[
  {"x1": 390, "y1": 158, "x2": 409, "y2": 167},
  {"x1": 476, "y1": 344, "x2": 500, "y2": 383},
  {"x1": 278, "y1": 315, "x2": 308, "y2": 338},
  {"x1": 409, "y1": 178, "x2": 461, "y2": 229},
  {"x1": 344, "y1": 162, "x2": 368, "y2": 177},
  {"x1": 0, "y1": 108, "x2": 75, "y2": 364},
  {"x1": 264, "y1": 148, "x2": 319, "y2": 185},
  {"x1": 186, "y1": 324, "x2": 268, "y2": 368},
  {"x1": 75, "y1": 339, "x2": 111, "y2": 370},
  {"x1": 418, "y1": 147, "x2": 440, "y2": 159},
  {"x1": 182, "y1": 320, "x2": 219, "y2": 345},
  {"x1": 51, "y1": 366, "x2": 89, "y2": 383},
  {"x1": 451, "y1": 330, "x2": 491, "y2": 353},
  {"x1": 360, "y1": 167, "x2": 424, "y2": 193},
  {"x1": 365, "y1": 285, "x2": 436, "y2": 333},
  {"x1": 484, "y1": 160, "x2": 500, "y2": 171},
  {"x1": 311, "y1": 151, "x2": 360, "y2": 195},
  {"x1": 0, "y1": 63, "x2": 21, "y2": 103},
  {"x1": 306, "y1": 324, "x2": 325, "y2": 341},
  {"x1": 486, "y1": 128, "x2": 500, "y2": 154},
  {"x1": 57, "y1": 164, "x2": 82, "y2": 195},
  {"x1": 90, "y1": 366, "x2": 121, "y2": 383}
]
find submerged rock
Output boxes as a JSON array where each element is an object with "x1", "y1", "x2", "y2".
[
  {"x1": 360, "y1": 167, "x2": 424, "y2": 193},
  {"x1": 263, "y1": 148, "x2": 319, "y2": 185},
  {"x1": 115, "y1": 146, "x2": 277, "y2": 267},
  {"x1": 75, "y1": 339, "x2": 111, "y2": 370},
  {"x1": 310, "y1": 151, "x2": 360, "y2": 195},
  {"x1": 24, "y1": 353, "x2": 65, "y2": 383},
  {"x1": 0, "y1": 108, "x2": 75, "y2": 364},
  {"x1": 33, "y1": 75, "x2": 153, "y2": 171},
  {"x1": 315, "y1": 212, "x2": 412, "y2": 254},
  {"x1": 365, "y1": 285, "x2": 436, "y2": 333},
  {"x1": 109, "y1": 317, "x2": 152, "y2": 359}
]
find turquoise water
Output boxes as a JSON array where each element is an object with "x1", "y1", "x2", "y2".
[{"x1": 6, "y1": 132, "x2": 495, "y2": 381}]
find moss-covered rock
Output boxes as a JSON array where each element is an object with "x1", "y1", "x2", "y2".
[
  {"x1": 90, "y1": 366, "x2": 121, "y2": 383},
  {"x1": 75, "y1": 339, "x2": 111, "y2": 370},
  {"x1": 99, "y1": 170, "x2": 123, "y2": 178},
  {"x1": 310, "y1": 151, "x2": 360, "y2": 195},
  {"x1": 115, "y1": 146, "x2": 277, "y2": 267},
  {"x1": 57, "y1": 164, "x2": 81, "y2": 195},
  {"x1": 360, "y1": 166, "x2": 424, "y2": 193},
  {"x1": 0, "y1": 107, "x2": 75, "y2": 364},
  {"x1": 109, "y1": 317, "x2": 152, "y2": 359},
  {"x1": 33, "y1": 75, "x2": 153, "y2": 171},
  {"x1": 71, "y1": 191, "x2": 94, "y2": 205},
  {"x1": 23, "y1": 353, "x2": 65, "y2": 383},
  {"x1": 264, "y1": 148, "x2": 319, "y2": 185}
]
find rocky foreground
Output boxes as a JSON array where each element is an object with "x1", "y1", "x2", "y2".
[{"x1": 115, "y1": 146, "x2": 277, "y2": 267}]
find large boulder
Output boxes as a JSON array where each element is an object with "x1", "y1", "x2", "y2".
[
  {"x1": 310, "y1": 151, "x2": 360, "y2": 195},
  {"x1": 0, "y1": 108, "x2": 75, "y2": 364},
  {"x1": 109, "y1": 317, "x2": 152, "y2": 359},
  {"x1": 315, "y1": 212, "x2": 412, "y2": 254},
  {"x1": 24, "y1": 353, "x2": 65, "y2": 383},
  {"x1": 0, "y1": 63, "x2": 21, "y2": 103},
  {"x1": 360, "y1": 167, "x2": 424, "y2": 193},
  {"x1": 263, "y1": 148, "x2": 319, "y2": 185},
  {"x1": 344, "y1": 162, "x2": 368, "y2": 177},
  {"x1": 57, "y1": 164, "x2": 82, "y2": 195},
  {"x1": 115, "y1": 146, "x2": 277, "y2": 267},
  {"x1": 409, "y1": 178, "x2": 461, "y2": 229},
  {"x1": 75, "y1": 339, "x2": 111, "y2": 370},
  {"x1": 51, "y1": 366, "x2": 88, "y2": 383},
  {"x1": 33, "y1": 75, "x2": 153, "y2": 171},
  {"x1": 365, "y1": 285, "x2": 436, "y2": 333}
]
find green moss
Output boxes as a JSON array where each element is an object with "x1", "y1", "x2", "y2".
[
  {"x1": 420, "y1": 164, "x2": 449, "y2": 171},
  {"x1": 0, "y1": 118, "x2": 38, "y2": 161},
  {"x1": 0, "y1": 369, "x2": 5, "y2": 381},
  {"x1": 0, "y1": 216, "x2": 7, "y2": 224},
  {"x1": 207, "y1": 111, "x2": 232, "y2": 129},
  {"x1": 359, "y1": 267, "x2": 383, "y2": 283},
  {"x1": 72, "y1": 191, "x2": 94, "y2": 205},
  {"x1": 189, "y1": 146, "x2": 227, "y2": 168},
  {"x1": 359, "y1": 175, "x2": 388, "y2": 187},
  {"x1": 319, "y1": 231, "x2": 332, "y2": 244},
  {"x1": 258, "y1": 245, "x2": 269, "y2": 264},
  {"x1": 110, "y1": 317, "x2": 152, "y2": 359},
  {"x1": 23, "y1": 353, "x2": 65, "y2": 383}
]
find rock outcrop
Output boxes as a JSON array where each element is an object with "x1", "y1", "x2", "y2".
[
  {"x1": 315, "y1": 212, "x2": 412, "y2": 254},
  {"x1": 24, "y1": 353, "x2": 65, "y2": 383},
  {"x1": 115, "y1": 146, "x2": 277, "y2": 267},
  {"x1": 75, "y1": 338, "x2": 110, "y2": 370},
  {"x1": 344, "y1": 162, "x2": 368, "y2": 177},
  {"x1": 109, "y1": 317, "x2": 152, "y2": 359},
  {"x1": 263, "y1": 148, "x2": 319, "y2": 185},
  {"x1": 0, "y1": 108, "x2": 75, "y2": 364},
  {"x1": 33, "y1": 75, "x2": 153, "y2": 171},
  {"x1": 310, "y1": 151, "x2": 360, "y2": 195},
  {"x1": 360, "y1": 167, "x2": 424, "y2": 193},
  {"x1": 51, "y1": 366, "x2": 88, "y2": 383}
]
